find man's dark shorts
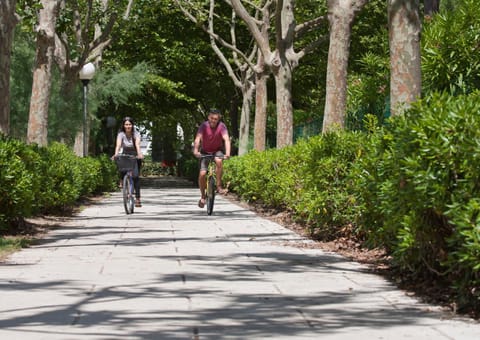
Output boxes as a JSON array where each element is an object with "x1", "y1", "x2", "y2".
[{"x1": 200, "y1": 151, "x2": 224, "y2": 171}]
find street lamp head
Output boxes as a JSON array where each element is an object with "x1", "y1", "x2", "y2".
[{"x1": 79, "y1": 62, "x2": 96, "y2": 81}]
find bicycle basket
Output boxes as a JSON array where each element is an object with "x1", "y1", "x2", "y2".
[{"x1": 115, "y1": 156, "x2": 137, "y2": 172}]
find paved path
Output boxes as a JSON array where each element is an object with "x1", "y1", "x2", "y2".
[{"x1": 1, "y1": 177, "x2": 478, "y2": 339}]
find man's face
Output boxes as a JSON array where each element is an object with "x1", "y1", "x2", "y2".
[{"x1": 207, "y1": 113, "x2": 220, "y2": 128}]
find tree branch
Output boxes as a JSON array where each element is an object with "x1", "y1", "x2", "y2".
[
  {"x1": 228, "y1": 0, "x2": 272, "y2": 61},
  {"x1": 174, "y1": 0, "x2": 257, "y2": 71},
  {"x1": 296, "y1": 34, "x2": 328, "y2": 60},
  {"x1": 208, "y1": 0, "x2": 243, "y2": 89},
  {"x1": 295, "y1": 15, "x2": 327, "y2": 39},
  {"x1": 124, "y1": 0, "x2": 135, "y2": 19}
]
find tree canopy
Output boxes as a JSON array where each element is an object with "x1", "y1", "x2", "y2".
[{"x1": 4, "y1": 0, "x2": 480, "y2": 157}]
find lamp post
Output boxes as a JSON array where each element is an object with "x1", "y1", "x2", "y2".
[{"x1": 79, "y1": 62, "x2": 96, "y2": 157}]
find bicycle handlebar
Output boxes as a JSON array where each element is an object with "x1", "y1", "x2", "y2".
[{"x1": 114, "y1": 154, "x2": 138, "y2": 160}]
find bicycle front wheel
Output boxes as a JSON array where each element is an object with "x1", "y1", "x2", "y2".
[
  {"x1": 206, "y1": 176, "x2": 215, "y2": 215},
  {"x1": 123, "y1": 174, "x2": 135, "y2": 214}
]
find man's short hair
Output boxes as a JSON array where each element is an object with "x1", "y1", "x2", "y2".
[{"x1": 208, "y1": 108, "x2": 221, "y2": 115}]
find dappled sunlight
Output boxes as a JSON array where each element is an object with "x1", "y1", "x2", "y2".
[{"x1": 1, "y1": 177, "x2": 477, "y2": 339}]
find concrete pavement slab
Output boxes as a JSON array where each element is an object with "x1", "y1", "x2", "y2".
[{"x1": 1, "y1": 177, "x2": 479, "y2": 339}]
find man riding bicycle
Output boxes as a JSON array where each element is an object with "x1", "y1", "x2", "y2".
[{"x1": 193, "y1": 109, "x2": 231, "y2": 208}]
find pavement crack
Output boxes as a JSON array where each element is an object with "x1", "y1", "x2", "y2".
[{"x1": 273, "y1": 284, "x2": 283, "y2": 294}]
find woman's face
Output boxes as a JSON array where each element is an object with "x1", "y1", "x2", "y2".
[{"x1": 124, "y1": 121, "x2": 133, "y2": 132}]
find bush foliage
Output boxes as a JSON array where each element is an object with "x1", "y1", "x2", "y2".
[
  {"x1": 224, "y1": 91, "x2": 480, "y2": 313},
  {"x1": 356, "y1": 91, "x2": 480, "y2": 311},
  {"x1": 0, "y1": 136, "x2": 118, "y2": 231}
]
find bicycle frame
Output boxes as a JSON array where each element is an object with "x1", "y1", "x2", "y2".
[
  {"x1": 201, "y1": 154, "x2": 221, "y2": 215},
  {"x1": 115, "y1": 155, "x2": 137, "y2": 214}
]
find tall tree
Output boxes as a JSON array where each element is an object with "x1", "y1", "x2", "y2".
[
  {"x1": 0, "y1": 0, "x2": 20, "y2": 136},
  {"x1": 102, "y1": 0, "x2": 231, "y2": 158},
  {"x1": 24, "y1": 0, "x2": 133, "y2": 150},
  {"x1": 388, "y1": 0, "x2": 421, "y2": 116},
  {"x1": 27, "y1": 0, "x2": 61, "y2": 146},
  {"x1": 175, "y1": 0, "x2": 258, "y2": 155},
  {"x1": 230, "y1": 0, "x2": 327, "y2": 148},
  {"x1": 209, "y1": 7, "x2": 256, "y2": 155},
  {"x1": 55, "y1": 0, "x2": 134, "y2": 155},
  {"x1": 253, "y1": 19, "x2": 270, "y2": 152},
  {"x1": 322, "y1": 0, "x2": 368, "y2": 132},
  {"x1": 176, "y1": 0, "x2": 274, "y2": 153},
  {"x1": 54, "y1": 0, "x2": 133, "y2": 95}
]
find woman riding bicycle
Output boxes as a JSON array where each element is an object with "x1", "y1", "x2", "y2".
[
  {"x1": 193, "y1": 109, "x2": 231, "y2": 208},
  {"x1": 112, "y1": 117, "x2": 144, "y2": 207}
]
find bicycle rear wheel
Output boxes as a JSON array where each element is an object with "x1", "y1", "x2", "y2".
[
  {"x1": 206, "y1": 176, "x2": 215, "y2": 215},
  {"x1": 123, "y1": 174, "x2": 135, "y2": 214}
]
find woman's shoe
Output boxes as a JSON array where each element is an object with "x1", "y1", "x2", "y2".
[{"x1": 135, "y1": 199, "x2": 142, "y2": 207}]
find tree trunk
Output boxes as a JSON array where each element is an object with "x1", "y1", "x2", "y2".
[
  {"x1": 388, "y1": 0, "x2": 422, "y2": 116},
  {"x1": 229, "y1": 95, "x2": 240, "y2": 144},
  {"x1": 323, "y1": 0, "x2": 367, "y2": 133},
  {"x1": 27, "y1": 0, "x2": 60, "y2": 146},
  {"x1": 253, "y1": 16, "x2": 269, "y2": 152},
  {"x1": 238, "y1": 81, "x2": 254, "y2": 155},
  {"x1": 198, "y1": 0, "x2": 327, "y2": 148},
  {"x1": 254, "y1": 71, "x2": 268, "y2": 151},
  {"x1": 274, "y1": 56, "x2": 294, "y2": 148},
  {"x1": 0, "y1": 0, "x2": 19, "y2": 136},
  {"x1": 230, "y1": 0, "x2": 297, "y2": 149},
  {"x1": 273, "y1": 0, "x2": 296, "y2": 148}
]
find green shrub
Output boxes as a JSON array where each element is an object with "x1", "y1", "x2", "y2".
[
  {"x1": 96, "y1": 154, "x2": 119, "y2": 192},
  {"x1": 179, "y1": 156, "x2": 199, "y2": 182},
  {"x1": 76, "y1": 157, "x2": 104, "y2": 196},
  {"x1": 224, "y1": 147, "x2": 303, "y2": 208},
  {"x1": 225, "y1": 132, "x2": 367, "y2": 239},
  {"x1": 356, "y1": 91, "x2": 480, "y2": 311},
  {"x1": 141, "y1": 159, "x2": 177, "y2": 177},
  {"x1": 0, "y1": 137, "x2": 42, "y2": 231},
  {"x1": 293, "y1": 132, "x2": 367, "y2": 239},
  {"x1": 422, "y1": 0, "x2": 480, "y2": 95},
  {"x1": 227, "y1": 93, "x2": 480, "y2": 311},
  {"x1": 38, "y1": 142, "x2": 82, "y2": 211},
  {"x1": 0, "y1": 137, "x2": 120, "y2": 231}
]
